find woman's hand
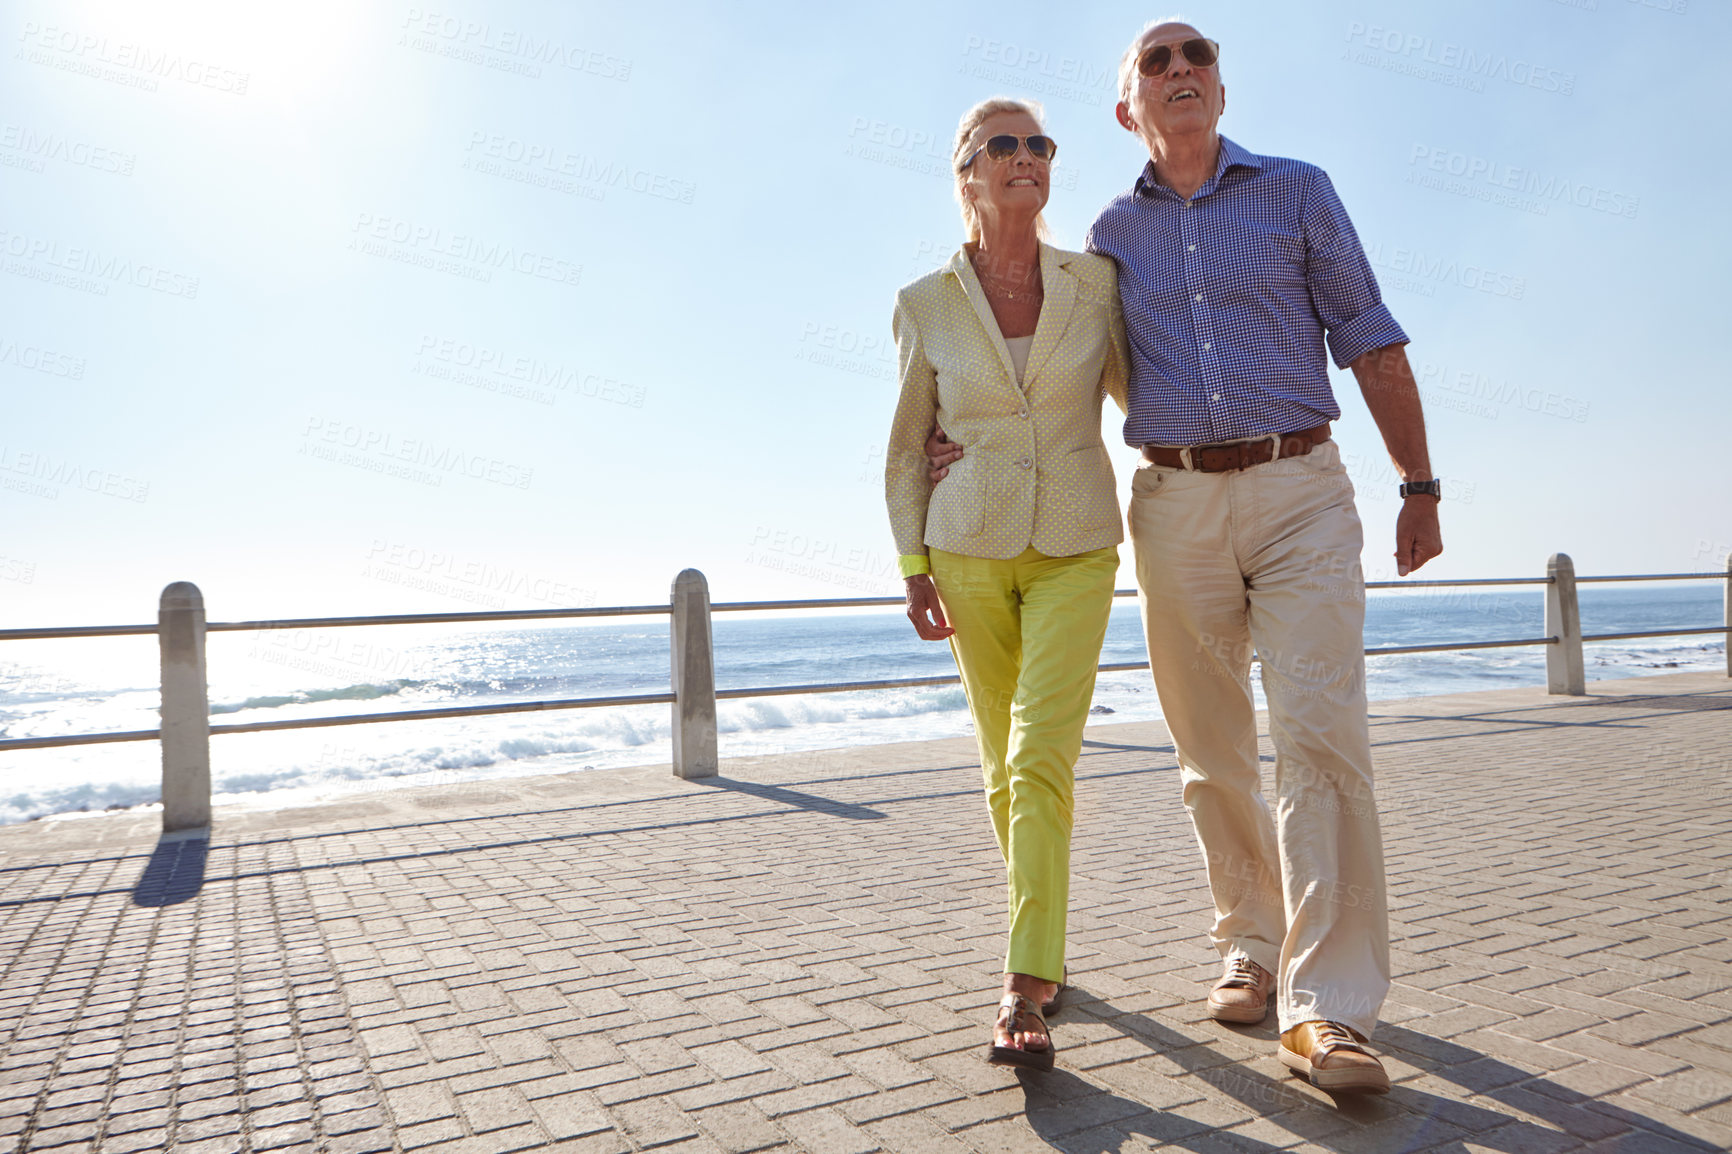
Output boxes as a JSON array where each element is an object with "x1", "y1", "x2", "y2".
[
  {"x1": 925, "y1": 425, "x2": 963, "y2": 483},
  {"x1": 904, "y1": 574, "x2": 954, "y2": 640}
]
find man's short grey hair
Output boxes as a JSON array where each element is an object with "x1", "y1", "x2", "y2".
[
  {"x1": 951, "y1": 96, "x2": 1052, "y2": 243},
  {"x1": 1116, "y1": 14, "x2": 1215, "y2": 103}
]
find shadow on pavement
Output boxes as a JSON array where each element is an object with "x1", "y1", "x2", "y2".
[
  {"x1": 130, "y1": 828, "x2": 209, "y2": 907},
  {"x1": 697, "y1": 777, "x2": 885, "y2": 820},
  {"x1": 1017, "y1": 1064, "x2": 1291, "y2": 1152},
  {"x1": 1016, "y1": 993, "x2": 1721, "y2": 1152}
]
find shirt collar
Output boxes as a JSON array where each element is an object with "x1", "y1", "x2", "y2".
[{"x1": 1133, "y1": 134, "x2": 1261, "y2": 199}]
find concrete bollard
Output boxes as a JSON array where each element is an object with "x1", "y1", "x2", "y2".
[
  {"x1": 159, "y1": 582, "x2": 211, "y2": 831},
  {"x1": 1545, "y1": 554, "x2": 1586, "y2": 696},
  {"x1": 670, "y1": 569, "x2": 718, "y2": 778}
]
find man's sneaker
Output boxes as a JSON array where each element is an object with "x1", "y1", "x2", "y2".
[
  {"x1": 1279, "y1": 1021, "x2": 1390, "y2": 1094},
  {"x1": 1207, "y1": 955, "x2": 1275, "y2": 1024}
]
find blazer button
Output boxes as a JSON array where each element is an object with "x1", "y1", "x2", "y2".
[
  {"x1": 1018, "y1": 409, "x2": 1029, "y2": 418},
  {"x1": 1019, "y1": 457, "x2": 1032, "y2": 469}
]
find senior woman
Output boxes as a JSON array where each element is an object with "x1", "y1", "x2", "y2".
[{"x1": 885, "y1": 97, "x2": 1128, "y2": 1071}]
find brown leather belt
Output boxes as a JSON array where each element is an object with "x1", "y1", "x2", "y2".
[{"x1": 1141, "y1": 423, "x2": 1332, "y2": 472}]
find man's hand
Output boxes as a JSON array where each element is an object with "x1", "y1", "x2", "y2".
[
  {"x1": 1395, "y1": 496, "x2": 1443, "y2": 576},
  {"x1": 904, "y1": 574, "x2": 954, "y2": 640},
  {"x1": 925, "y1": 425, "x2": 963, "y2": 483},
  {"x1": 1350, "y1": 344, "x2": 1444, "y2": 578}
]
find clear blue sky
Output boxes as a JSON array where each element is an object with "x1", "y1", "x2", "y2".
[{"x1": 3, "y1": 0, "x2": 1727, "y2": 627}]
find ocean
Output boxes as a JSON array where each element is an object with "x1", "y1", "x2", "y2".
[{"x1": 0, "y1": 584, "x2": 1722, "y2": 825}]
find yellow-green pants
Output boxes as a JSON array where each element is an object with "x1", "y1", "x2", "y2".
[{"x1": 930, "y1": 544, "x2": 1118, "y2": 982}]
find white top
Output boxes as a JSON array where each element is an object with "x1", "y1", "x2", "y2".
[{"x1": 1004, "y1": 335, "x2": 1034, "y2": 386}]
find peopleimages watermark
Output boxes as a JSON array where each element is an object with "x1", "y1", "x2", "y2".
[
  {"x1": 0, "y1": 555, "x2": 37, "y2": 584},
  {"x1": 1408, "y1": 145, "x2": 1639, "y2": 220},
  {"x1": 16, "y1": 21, "x2": 250, "y2": 95},
  {"x1": 0, "y1": 444, "x2": 149, "y2": 503},
  {"x1": 1411, "y1": 356, "x2": 1590, "y2": 423},
  {"x1": 843, "y1": 117, "x2": 950, "y2": 181},
  {"x1": 792, "y1": 320, "x2": 896, "y2": 383},
  {"x1": 463, "y1": 132, "x2": 694, "y2": 205},
  {"x1": 0, "y1": 334, "x2": 85, "y2": 380},
  {"x1": 844, "y1": 116, "x2": 1079, "y2": 191},
  {"x1": 246, "y1": 627, "x2": 428, "y2": 683},
  {"x1": 398, "y1": 8, "x2": 631, "y2": 81},
  {"x1": 909, "y1": 238, "x2": 953, "y2": 273},
  {"x1": 1336, "y1": 449, "x2": 1477, "y2": 506},
  {"x1": 1692, "y1": 538, "x2": 1731, "y2": 569},
  {"x1": 1343, "y1": 22, "x2": 1576, "y2": 96},
  {"x1": 957, "y1": 35, "x2": 1114, "y2": 108},
  {"x1": 1364, "y1": 239, "x2": 1525, "y2": 301},
  {"x1": 413, "y1": 335, "x2": 646, "y2": 408},
  {"x1": 299, "y1": 417, "x2": 534, "y2": 490},
  {"x1": 364, "y1": 540, "x2": 597, "y2": 610},
  {"x1": 0, "y1": 123, "x2": 135, "y2": 177},
  {"x1": 745, "y1": 525, "x2": 900, "y2": 595},
  {"x1": 0, "y1": 227, "x2": 199, "y2": 299},
  {"x1": 348, "y1": 212, "x2": 581, "y2": 289}
]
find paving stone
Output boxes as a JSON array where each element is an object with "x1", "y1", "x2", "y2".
[{"x1": 2, "y1": 674, "x2": 1730, "y2": 1154}]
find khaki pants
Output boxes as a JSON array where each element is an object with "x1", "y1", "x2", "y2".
[
  {"x1": 931, "y1": 545, "x2": 1118, "y2": 983},
  {"x1": 1127, "y1": 440, "x2": 1389, "y2": 1037}
]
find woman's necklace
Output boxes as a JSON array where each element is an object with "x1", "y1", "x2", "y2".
[{"x1": 972, "y1": 253, "x2": 1041, "y2": 301}]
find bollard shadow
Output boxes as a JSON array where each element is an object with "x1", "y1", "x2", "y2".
[
  {"x1": 131, "y1": 828, "x2": 210, "y2": 907},
  {"x1": 695, "y1": 777, "x2": 885, "y2": 820},
  {"x1": 1029, "y1": 992, "x2": 1723, "y2": 1152},
  {"x1": 1079, "y1": 737, "x2": 1176, "y2": 756}
]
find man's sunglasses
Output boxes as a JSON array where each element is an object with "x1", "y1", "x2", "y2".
[
  {"x1": 959, "y1": 134, "x2": 1058, "y2": 171},
  {"x1": 1136, "y1": 37, "x2": 1220, "y2": 78}
]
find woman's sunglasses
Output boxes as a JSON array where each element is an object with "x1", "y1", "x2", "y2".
[
  {"x1": 1136, "y1": 37, "x2": 1220, "y2": 78},
  {"x1": 959, "y1": 134, "x2": 1058, "y2": 171}
]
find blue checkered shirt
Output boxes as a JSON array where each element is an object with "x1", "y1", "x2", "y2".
[{"x1": 1085, "y1": 135, "x2": 1408, "y2": 447}]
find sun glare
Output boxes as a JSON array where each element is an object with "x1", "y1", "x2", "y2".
[{"x1": 63, "y1": 0, "x2": 371, "y2": 109}]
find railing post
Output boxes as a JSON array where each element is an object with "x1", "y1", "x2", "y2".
[
  {"x1": 1725, "y1": 555, "x2": 1731, "y2": 678},
  {"x1": 670, "y1": 569, "x2": 717, "y2": 778},
  {"x1": 1546, "y1": 553, "x2": 1585, "y2": 696},
  {"x1": 159, "y1": 582, "x2": 211, "y2": 831}
]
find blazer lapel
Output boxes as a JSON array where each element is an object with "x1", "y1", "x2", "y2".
[
  {"x1": 1022, "y1": 244, "x2": 1076, "y2": 391},
  {"x1": 948, "y1": 248, "x2": 1019, "y2": 391}
]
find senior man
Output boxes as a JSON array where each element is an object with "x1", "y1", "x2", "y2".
[{"x1": 929, "y1": 20, "x2": 1442, "y2": 1093}]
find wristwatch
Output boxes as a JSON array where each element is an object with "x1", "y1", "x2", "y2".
[{"x1": 1398, "y1": 479, "x2": 1442, "y2": 500}]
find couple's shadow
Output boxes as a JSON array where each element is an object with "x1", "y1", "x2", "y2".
[{"x1": 1004, "y1": 991, "x2": 1716, "y2": 1152}]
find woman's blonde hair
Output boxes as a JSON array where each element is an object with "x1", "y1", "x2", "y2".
[{"x1": 951, "y1": 96, "x2": 1052, "y2": 243}]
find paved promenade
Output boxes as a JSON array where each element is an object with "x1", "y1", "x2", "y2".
[{"x1": 2, "y1": 670, "x2": 1730, "y2": 1153}]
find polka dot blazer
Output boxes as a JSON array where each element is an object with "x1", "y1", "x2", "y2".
[{"x1": 886, "y1": 243, "x2": 1130, "y2": 571}]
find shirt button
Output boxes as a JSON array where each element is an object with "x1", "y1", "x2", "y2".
[
  {"x1": 1020, "y1": 457, "x2": 1032, "y2": 469},
  {"x1": 1018, "y1": 409, "x2": 1029, "y2": 418},
  {"x1": 1188, "y1": 244, "x2": 1197, "y2": 252},
  {"x1": 1210, "y1": 393, "x2": 1221, "y2": 402},
  {"x1": 1202, "y1": 342, "x2": 1212, "y2": 351},
  {"x1": 1193, "y1": 293, "x2": 1203, "y2": 302}
]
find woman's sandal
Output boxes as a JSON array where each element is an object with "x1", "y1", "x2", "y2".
[{"x1": 985, "y1": 992, "x2": 1056, "y2": 1071}]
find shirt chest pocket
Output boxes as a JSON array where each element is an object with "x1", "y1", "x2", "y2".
[{"x1": 1213, "y1": 222, "x2": 1306, "y2": 301}]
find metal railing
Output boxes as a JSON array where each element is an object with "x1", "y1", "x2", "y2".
[{"x1": 2, "y1": 554, "x2": 1727, "y2": 832}]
